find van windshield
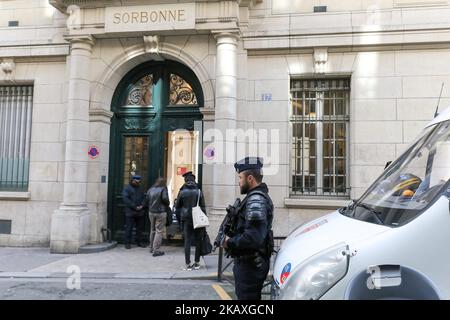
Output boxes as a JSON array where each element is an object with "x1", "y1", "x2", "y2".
[{"x1": 344, "y1": 120, "x2": 450, "y2": 227}]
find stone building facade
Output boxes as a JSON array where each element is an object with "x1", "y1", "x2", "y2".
[{"x1": 0, "y1": 0, "x2": 450, "y2": 253}]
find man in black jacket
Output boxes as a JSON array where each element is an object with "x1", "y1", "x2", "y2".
[
  {"x1": 122, "y1": 175, "x2": 146, "y2": 249},
  {"x1": 223, "y1": 157, "x2": 274, "y2": 300},
  {"x1": 175, "y1": 171, "x2": 206, "y2": 270}
]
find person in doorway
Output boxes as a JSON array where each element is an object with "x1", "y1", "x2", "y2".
[
  {"x1": 175, "y1": 171, "x2": 206, "y2": 270},
  {"x1": 122, "y1": 175, "x2": 147, "y2": 249},
  {"x1": 145, "y1": 177, "x2": 170, "y2": 257}
]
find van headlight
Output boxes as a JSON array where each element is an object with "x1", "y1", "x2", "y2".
[{"x1": 278, "y1": 243, "x2": 349, "y2": 300}]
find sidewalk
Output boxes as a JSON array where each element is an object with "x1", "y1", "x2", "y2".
[{"x1": 0, "y1": 245, "x2": 232, "y2": 281}]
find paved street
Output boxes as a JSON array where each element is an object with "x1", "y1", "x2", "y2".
[
  {"x1": 0, "y1": 278, "x2": 232, "y2": 300},
  {"x1": 0, "y1": 246, "x2": 236, "y2": 300}
]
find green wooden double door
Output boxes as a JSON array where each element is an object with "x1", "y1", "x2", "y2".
[{"x1": 107, "y1": 60, "x2": 204, "y2": 243}]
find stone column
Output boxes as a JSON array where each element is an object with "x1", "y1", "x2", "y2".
[
  {"x1": 210, "y1": 31, "x2": 239, "y2": 216},
  {"x1": 50, "y1": 35, "x2": 95, "y2": 253}
]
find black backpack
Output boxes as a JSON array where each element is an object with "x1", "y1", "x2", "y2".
[{"x1": 199, "y1": 229, "x2": 213, "y2": 256}]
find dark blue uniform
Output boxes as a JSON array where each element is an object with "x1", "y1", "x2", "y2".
[
  {"x1": 122, "y1": 182, "x2": 146, "y2": 246},
  {"x1": 227, "y1": 183, "x2": 274, "y2": 300}
]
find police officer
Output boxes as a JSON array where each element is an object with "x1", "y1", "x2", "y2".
[{"x1": 223, "y1": 157, "x2": 274, "y2": 300}]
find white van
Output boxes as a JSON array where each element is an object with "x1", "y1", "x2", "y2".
[{"x1": 272, "y1": 107, "x2": 450, "y2": 300}]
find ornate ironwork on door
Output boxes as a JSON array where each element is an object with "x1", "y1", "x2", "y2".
[
  {"x1": 169, "y1": 74, "x2": 198, "y2": 105},
  {"x1": 127, "y1": 74, "x2": 153, "y2": 107}
]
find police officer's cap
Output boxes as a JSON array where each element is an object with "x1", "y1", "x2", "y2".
[{"x1": 234, "y1": 157, "x2": 263, "y2": 173}]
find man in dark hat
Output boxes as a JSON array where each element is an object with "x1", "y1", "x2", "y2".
[
  {"x1": 122, "y1": 175, "x2": 147, "y2": 249},
  {"x1": 182, "y1": 171, "x2": 195, "y2": 182},
  {"x1": 223, "y1": 157, "x2": 274, "y2": 300}
]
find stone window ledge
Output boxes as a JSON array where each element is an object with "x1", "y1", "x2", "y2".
[
  {"x1": 285, "y1": 197, "x2": 351, "y2": 210},
  {"x1": 0, "y1": 192, "x2": 31, "y2": 200}
]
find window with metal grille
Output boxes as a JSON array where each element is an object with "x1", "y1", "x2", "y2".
[
  {"x1": 290, "y1": 79, "x2": 350, "y2": 197},
  {"x1": 0, "y1": 85, "x2": 33, "y2": 191}
]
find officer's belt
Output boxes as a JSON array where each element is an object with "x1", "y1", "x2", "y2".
[{"x1": 234, "y1": 252, "x2": 261, "y2": 263}]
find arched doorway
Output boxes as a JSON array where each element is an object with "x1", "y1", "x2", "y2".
[{"x1": 107, "y1": 59, "x2": 204, "y2": 243}]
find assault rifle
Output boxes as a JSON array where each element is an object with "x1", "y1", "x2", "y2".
[{"x1": 213, "y1": 198, "x2": 241, "y2": 255}]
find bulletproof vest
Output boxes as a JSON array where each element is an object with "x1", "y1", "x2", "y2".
[
  {"x1": 233, "y1": 189, "x2": 274, "y2": 258},
  {"x1": 237, "y1": 190, "x2": 273, "y2": 222},
  {"x1": 236, "y1": 189, "x2": 274, "y2": 232}
]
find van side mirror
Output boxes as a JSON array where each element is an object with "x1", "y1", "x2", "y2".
[{"x1": 384, "y1": 161, "x2": 392, "y2": 170}]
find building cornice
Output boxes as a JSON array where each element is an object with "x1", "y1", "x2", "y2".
[
  {"x1": 50, "y1": 0, "x2": 263, "y2": 12},
  {"x1": 212, "y1": 29, "x2": 241, "y2": 39},
  {"x1": 49, "y1": 0, "x2": 111, "y2": 12},
  {"x1": 89, "y1": 109, "x2": 114, "y2": 124},
  {"x1": 238, "y1": 0, "x2": 263, "y2": 7},
  {"x1": 0, "y1": 44, "x2": 70, "y2": 59},
  {"x1": 64, "y1": 34, "x2": 95, "y2": 46},
  {"x1": 243, "y1": 25, "x2": 450, "y2": 51}
]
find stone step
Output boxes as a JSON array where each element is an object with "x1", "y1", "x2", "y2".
[{"x1": 78, "y1": 241, "x2": 118, "y2": 254}]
